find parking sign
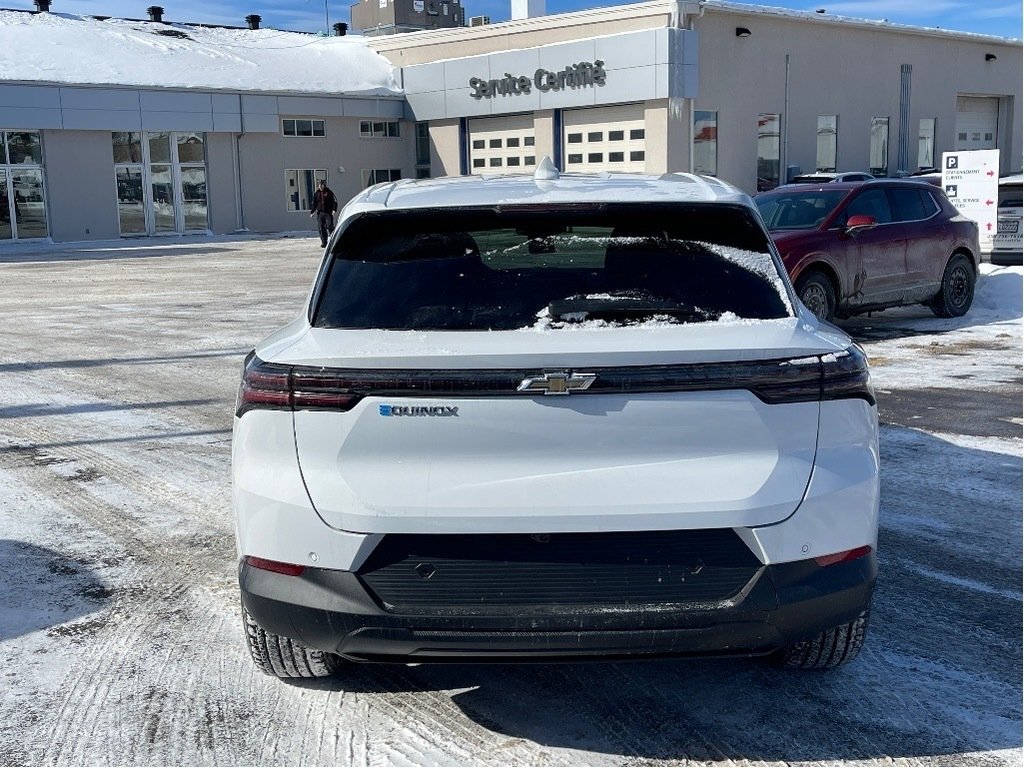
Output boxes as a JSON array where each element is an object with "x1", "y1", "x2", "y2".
[{"x1": 941, "y1": 149, "x2": 999, "y2": 251}]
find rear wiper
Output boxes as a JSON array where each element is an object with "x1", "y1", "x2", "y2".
[{"x1": 547, "y1": 296, "x2": 716, "y2": 322}]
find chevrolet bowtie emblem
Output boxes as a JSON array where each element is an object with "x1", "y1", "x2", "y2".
[{"x1": 517, "y1": 371, "x2": 598, "y2": 395}]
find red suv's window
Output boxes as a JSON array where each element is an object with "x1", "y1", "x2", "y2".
[{"x1": 841, "y1": 189, "x2": 892, "y2": 225}]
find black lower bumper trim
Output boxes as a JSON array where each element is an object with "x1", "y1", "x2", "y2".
[{"x1": 239, "y1": 551, "x2": 876, "y2": 663}]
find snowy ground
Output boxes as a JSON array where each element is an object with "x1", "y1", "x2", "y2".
[{"x1": 0, "y1": 235, "x2": 1020, "y2": 766}]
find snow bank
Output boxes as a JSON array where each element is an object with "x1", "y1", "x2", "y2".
[{"x1": 0, "y1": 10, "x2": 400, "y2": 95}]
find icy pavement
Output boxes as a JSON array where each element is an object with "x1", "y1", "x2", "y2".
[{"x1": 0, "y1": 236, "x2": 1020, "y2": 766}]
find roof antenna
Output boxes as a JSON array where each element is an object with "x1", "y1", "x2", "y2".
[{"x1": 534, "y1": 156, "x2": 559, "y2": 181}]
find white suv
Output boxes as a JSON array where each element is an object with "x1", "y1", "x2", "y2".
[{"x1": 233, "y1": 166, "x2": 879, "y2": 678}]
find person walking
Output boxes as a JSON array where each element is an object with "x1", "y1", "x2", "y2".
[{"x1": 310, "y1": 178, "x2": 338, "y2": 248}]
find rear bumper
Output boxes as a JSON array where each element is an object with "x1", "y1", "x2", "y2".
[
  {"x1": 988, "y1": 249, "x2": 1023, "y2": 266},
  {"x1": 239, "y1": 552, "x2": 876, "y2": 663}
]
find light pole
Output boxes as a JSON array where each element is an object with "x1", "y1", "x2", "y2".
[{"x1": 324, "y1": 0, "x2": 329, "y2": 34}]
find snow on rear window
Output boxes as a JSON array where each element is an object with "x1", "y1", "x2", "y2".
[{"x1": 698, "y1": 242, "x2": 793, "y2": 312}]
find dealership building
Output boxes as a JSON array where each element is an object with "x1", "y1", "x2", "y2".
[{"x1": 0, "y1": 0, "x2": 1020, "y2": 243}]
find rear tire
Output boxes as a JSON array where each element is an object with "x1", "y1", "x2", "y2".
[
  {"x1": 772, "y1": 609, "x2": 869, "y2": 670},
  {"x1": 795, "y1": 271, "x2": 837, "y2": 323},
  {"x1": 242, "y1": 603, "x2": 344, "y2": 679},
  {"x1": 930, "y1": 253, "x2": 975, "y2": 318}
]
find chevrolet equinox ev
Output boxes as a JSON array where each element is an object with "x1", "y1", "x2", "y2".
[{"x1": 233, "y1": 165, "x2": 880, "y2": 678}]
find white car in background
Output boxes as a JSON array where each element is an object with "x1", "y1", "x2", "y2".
[
  {"x1": 232, "y1": 164, "x2": 880, "y2": 678},
  {"x1": 788, "y1": 171, "x2": 875, "y2": 184},
  {"x1": 991, "y1": 174, "x2": 1023, "y2": 266}
]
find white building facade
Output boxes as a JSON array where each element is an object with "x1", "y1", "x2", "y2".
[
  {"x1": 372, "y1": 1, "x2": 1022, "y2": 191},
  {"x1": 0, "y1": 1, "x2": 1020, "y2": 243}
]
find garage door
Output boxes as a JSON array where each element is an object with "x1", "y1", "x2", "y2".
[
  {"x1": 955, "y1": 96, "x2": 998, "y2": 151},
  {"x1": 563, "y1": 105, "x2": 646, "y2": 173},
  {"x1": 468, "y1": 116, "x2": 536, "y2": 175}
]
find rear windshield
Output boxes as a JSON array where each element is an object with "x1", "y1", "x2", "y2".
[
  {"x1": 998, "y1": 183, "x2": 1023, "y2": 208},
  {"x1": 756, "y1": 191, "x2": 847, "y2": 230},
  {"x1": 313, "y1": 204, "x2": 791, "y2": 331}
]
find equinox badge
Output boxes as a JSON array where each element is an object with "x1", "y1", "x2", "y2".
[{"x1": 517, "y1": 371, "x2": 597, "y2": 396}]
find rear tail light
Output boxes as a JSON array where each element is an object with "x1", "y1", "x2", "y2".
[
  {"x1": 234, "y1": 344, "x2": 875, "y2": 417},
  {"x1": 814, "y1": 545, "x2": 872, "y2": 568},
  {"x1": 244, "y1": 555, "x2": 306, "y2": 576},
  {"x1": 235, "y1": 352, "x2": 364, "y2": 417},
  {"x1": 820, "y1": 344, "x2": 875, "y2": 405}
]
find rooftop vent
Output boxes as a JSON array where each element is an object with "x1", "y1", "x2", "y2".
[
  {"x1": 469, "y1": 14, "x2": 490, "y2": 26},
  {"x1": 33, "y1": 0, "x2": 51, "y2": 12},
  {"x1": 333, "y1": 22, "x2": 348, "y2": 36},
  {"x1": 147, "y1": 5, "x2": 164, "y2": 22},
  {"x1": 246, "y1": 14, "x2": 261, "y2": 29}
]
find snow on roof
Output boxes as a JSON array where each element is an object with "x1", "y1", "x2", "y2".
[{"x1": 0, "y1": 10, "x2": 401, "y2": 96}]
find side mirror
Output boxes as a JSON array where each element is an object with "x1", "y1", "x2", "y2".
[{"x1": 844, "y1": 214, "x2": 877, "y2": 235}]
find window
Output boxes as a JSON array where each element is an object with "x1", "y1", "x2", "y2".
[
  {"x1": 506, "y1": 137, "x2": 520, "y2": 148},
  {"x1": 869, "y1": 117, "x2": 889, "y2": 177},
  {"x1": 360, "y1": 120, "x2": 400, "y2": 138},
  {"x1": 609, "y1": 152, "x2": 624, "y2": 163},
  {"x1": 283, "y1": 119, "x2": 326, "y2": 137},
  {"x1": 524, "y1": 136, "x2": 535, "y2": 147},
  {"x1": 842, "y1": 189, "x2": 892, "y2": 225},
  {"x1": 568, "y1": 154, "x2": 583, "y2": 164},
  {"x1": 816, "y1": 115, "x2": 838, "y2": 172},
  {"x1": 473, "y1": 158, "x2": 485, "y2": 168},
  {"x1": 629, "y1": 129, "x2": 645, "y2": 140},
  {"x1": 609, "y1": 130, "x2": 625, "y2": 141},
  {"x1": 112, "y1": 132, "x2": 143, "y2": 163},
  {"x1": 286, "y1": 169, "x2": 327, "y2": 211},
  {"x1": 5, "y1": 131, "x2": 43, "y2": 165},
  {"x1": 489, "y1": 138, "x2": 502, "y2": 149},
  {"x1": 567, "y1": 133, "x2": 583, "y2": 144},
  {"x1": 887, "y1": 188, "x2": 930, "y2": 222},
  {"x1": 362, "y1": 169, "x2": 402, "y2": 187},
  {"x1": 415, "y1": 122, "x2": 431, "y2": 178},
  {"x1": 507, "y1": 157, "x2": 521, "y2": 167},
  {"x1": 112, "y1": 131, "x2": 207, "y2": 236},
  {"x1": 312, "y1": 204, "x2": 787, "y2": 332},
  {"x1": 757, "y1": 113, "x2": 781, "y2": 191},
  {"x1": 693, "y1": 110, "x2": 717, "y2": 176},
  {"x1": 524, "y1": 156, "x2": 536, "y2": 166},
  {"x1": 630, "y1": 151, "x2": 645, "y2": 162},
  {"x1": 918, "y1": 118, "x2": 936, "y2": 169},
  {"x1": 588, "y1": 153, "x2": 603, "y2": 163},
  {"x1": 588, "y1": 132, "x2": 603, "y2": 142},
  {"x1": 489, "y1": 158, "x2": 502, "y2": 167},
  {"x1": 472, "y1": 139, "x2": 485, "y2": 150}
]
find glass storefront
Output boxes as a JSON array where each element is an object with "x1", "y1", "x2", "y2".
[
  {"x1": 113, "y1": 131, "x2": 208, "y2": 236},
  {"x1": 0, "y1": 130, "x2": 48, "y2": 241}
]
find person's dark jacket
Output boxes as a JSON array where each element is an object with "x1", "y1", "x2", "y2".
[{"x1": 311, "y1": 186, "x2": 338, "y2": 215}]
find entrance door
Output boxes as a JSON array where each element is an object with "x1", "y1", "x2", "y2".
[{"x1": 0, "y1": 130, "x2": 48, "y2": 240}]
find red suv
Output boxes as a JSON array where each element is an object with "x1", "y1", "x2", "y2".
[{"x1": 755, "y1": 181, "x2": 979, "y2": 323}]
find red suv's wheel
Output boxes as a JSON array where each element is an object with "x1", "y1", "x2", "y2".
[
  {"x1": 930, "y1": 254, "x2": 975, "y2": 318},
  {"x1": 795, "y1": 271, "x2": 836, "y2": 323}
]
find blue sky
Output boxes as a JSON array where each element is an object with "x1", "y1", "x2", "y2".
[{"x1": 6, "y1": 0, "x2": 1021, "y2": 37}]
